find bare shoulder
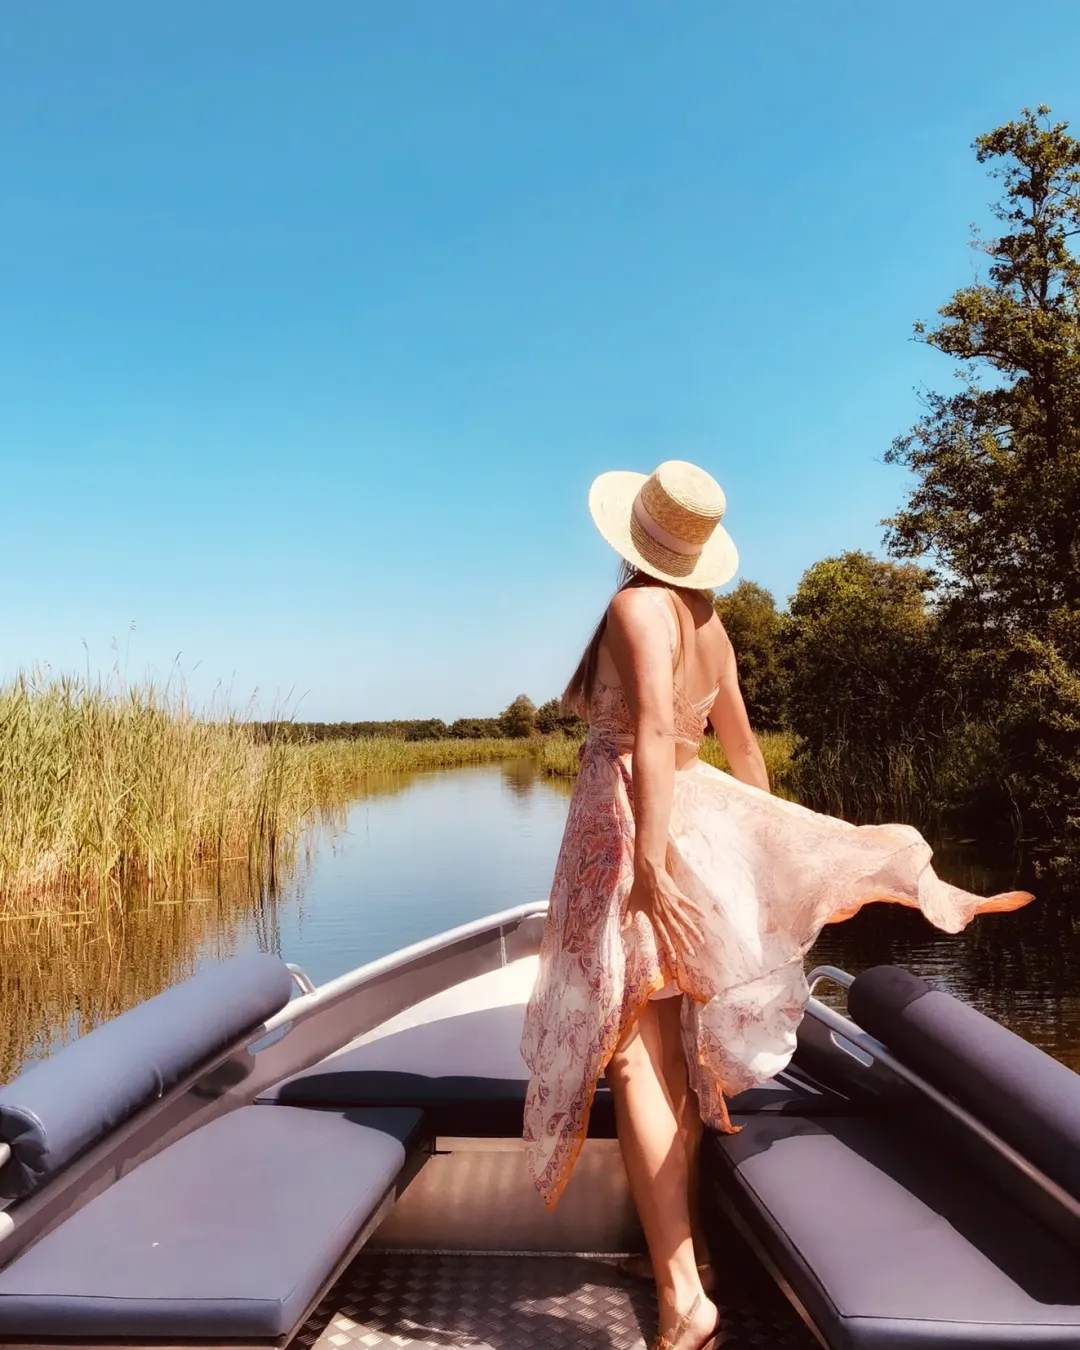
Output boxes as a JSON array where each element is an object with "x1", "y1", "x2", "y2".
[
  {"x1": 711, "y1": 611, "x2": 736, "y2": 679},
  {"x1": 608, "y1": 585, "x2": 669, "y2": 627},
  {"x1": 605, "y1": 587, "x2": 676, "y2": 659}
]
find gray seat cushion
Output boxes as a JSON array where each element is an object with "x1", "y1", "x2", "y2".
[
  {"x1": 0, "y1": 1105, "x2": 425, "y2": 1339},
  {"x1": 0, "y1": 953, "x2": 295, "y2": 1201},
  {"x1": 849, "y1": 965, "x2": 1080, "y2": 1204},
  {"x1": 257, "y1": 1006, "x2": 842, "y2": 1137},
  {"x1": 710, "y1": 1114, "x2": 1080, "y2": 1348}
]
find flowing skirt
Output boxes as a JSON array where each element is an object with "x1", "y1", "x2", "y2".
[{"x1": 519, "y1": 741, "x2": 1032, "y2": 1209}]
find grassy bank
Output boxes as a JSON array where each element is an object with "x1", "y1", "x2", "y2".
[
  {"x1": 295, "y1": 735, "x2": 522, "y2": 798},
  {"x1": 0, "y1": 676, "x2": 538, "y2": 909},
  {"x1": 535, "y1": 729, "x2": 798, "y2": 797}
]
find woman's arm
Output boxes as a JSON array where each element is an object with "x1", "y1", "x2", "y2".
[
  {"x1": 605, "y1": 588, "x2": 677, "y2": 874},
  {"x1": 708, "y1": 637, "x2": 770, "y2": 792},
  {"x1": 605, "y1": 589, "x2": 702, "y2": 956}
]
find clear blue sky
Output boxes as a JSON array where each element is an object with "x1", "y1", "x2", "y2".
[{"x1": 3, "y1": 2, "x2": 1078, "y2": 720}]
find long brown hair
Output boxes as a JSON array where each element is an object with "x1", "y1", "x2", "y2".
[{"x1": 563, "y1": 563, "x2": 649, "y2": 715}]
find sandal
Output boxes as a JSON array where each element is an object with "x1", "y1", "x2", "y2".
[{"x1": 650, "y1": 1292, "x2": 723, "y2": 1350}]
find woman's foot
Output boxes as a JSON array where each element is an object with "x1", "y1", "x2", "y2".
[
  {"x1": 618, "y1": 1253, "x2": 717, "y2": 1294},
  {"x1": 651, "y1": 1293, "x2": 721, "y2": 1350}
]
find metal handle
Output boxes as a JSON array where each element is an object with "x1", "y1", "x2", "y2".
[
  {"x1": 807, "y1": 965, "x2": 854, "y2": 996},
  {"x1": 804, "y1": 994, "x2": 1080, "y2": 1221},
  {"x1": 286, "y1": 963, "x2": 316, "y2": 996}
]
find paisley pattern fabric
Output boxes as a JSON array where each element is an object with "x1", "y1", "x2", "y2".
[{"x1": 520, "y1": 604, "x2": 1033, "y2": 1209}]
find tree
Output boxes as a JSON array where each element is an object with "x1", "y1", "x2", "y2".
[
  {"x1": 535, "y1": 698, "x2": 560, "y2": 735},
  {"x1": 404, "y1": 718, "x2": 448, "y2": 742},
  {"x1": 448, "y1": 717, "x2": 501, "y2": 739},
  {"x1": 886, "y1": 107, "x2": 1080, "y2": 639},
  {"x1": 713, "y1": 580, "x2": 786, "y2": 729},
  {"x1": 885, "y1": 107, "x2": 1080, "y2": 876},
  {"x1": 994, "y1": 628, "x2": 1080, "y2": 874},
  {"x1": 785, "y1": 553, "x2": 939, "y2": 748},
  {"x1": 535, "y1": 697, "x2": 586, "y2": 737},
  {"x1": 783, "y1": 553, "x2": 941, "y2": 820},
  {"x1": 498, "y1": 694, "x2": 536, "y2": 739}
]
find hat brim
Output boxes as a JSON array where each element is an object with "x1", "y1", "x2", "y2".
[{"x1": 588, "y1": 471, "x2": 739, "y2": 590}]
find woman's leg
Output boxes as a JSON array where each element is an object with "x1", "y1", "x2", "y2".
[
  {"x1": 618, "y1": 998, "x2": 712, "y2": 1280},
  {"x1": 607, "y1": 998, "x2": 717, "y2": 1345},
  {"x1": 658, "y1": 1000, "x2": 709, "y2": 1267}
]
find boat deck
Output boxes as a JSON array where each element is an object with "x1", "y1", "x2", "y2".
[
  {"x1": 295, "y1": 1252, "x2": 819, "y2": 1349},
  {"x1": 286, "y1": 954, "x2": 822, "y2": 1348}
]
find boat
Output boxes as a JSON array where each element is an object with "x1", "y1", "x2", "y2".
[{"x1": 1, "y1": 899, "x2": 1079, "y2": 1348}]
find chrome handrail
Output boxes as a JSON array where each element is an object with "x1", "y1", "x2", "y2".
[
  {"x1": 286, "y1": 963, "x2": 316, "y2": 996},
  {"x1": 807, "y1": 965, "x2": 854, "y2": 995},
  {"x1": 803, "y1": 995, "x2": 1080, "y2": 1222}
]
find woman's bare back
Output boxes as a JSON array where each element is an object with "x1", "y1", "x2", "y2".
[{"x1": 596, "y1": 587, "x2": 728, "y2": 691}]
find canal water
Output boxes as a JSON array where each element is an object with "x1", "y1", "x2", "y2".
[{"x1": 2, "y1": 760, "x2": 1078, "y2": 1082}]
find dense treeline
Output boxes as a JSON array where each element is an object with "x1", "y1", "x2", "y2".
[
  {"x1": 255, "y1": 698, "x2": 585, "y2": 747},
  {"x1": 721, "y1": 108, "x2": 1080, "y2": 885},
  {"x1": 256, "y1": 717, "x2": 502, "y2": 744}
]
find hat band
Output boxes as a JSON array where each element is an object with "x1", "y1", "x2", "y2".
[{"x1": 632, "y1": 493, "x2": 702, "y2": 558}]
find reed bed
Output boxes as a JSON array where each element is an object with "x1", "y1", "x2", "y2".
[
  {"x1": 294, "y1": 736, "x2": 522, "y2": 799},
  {"x1": 0, "y1": 668, "x2": 795, "y2": 915},
  {"x1": 788, "y1": 738, "x2": 937, "y2": 826},
  {"x1": 0, "y1": 676, "x2": 532, "y2": 911},
  {"x1": 0, "y1": 673, "x2": 315, "y2": 910}
]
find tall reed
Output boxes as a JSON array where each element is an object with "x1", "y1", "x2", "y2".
[
  {"x1": 0, "y1": 672, "x2": 309, "y2": 909},
  {"x1": 294, "y1": 736, "x2": 522, "y2": 799},
  {"x1": 789, "y1": 737, "x2": 938, "y2": 826}
]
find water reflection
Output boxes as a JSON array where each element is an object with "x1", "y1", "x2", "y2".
[
  {"x1": 501, "y1": 757, "x2": 543, "y2": 799},
  {"x1": 0, "y1": 867, "x2": 297, "y2": 1081},
  {"x1": 1, "y1": 764, "x2": 1076, "y2": 1082},
  {"x1": 811, "y1": 896, "x2": 1080, "y2": 1072}
]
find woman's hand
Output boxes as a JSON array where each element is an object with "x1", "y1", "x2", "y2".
[{"x1": 627, "y1": 859, "x2": 704, "y2": 964}]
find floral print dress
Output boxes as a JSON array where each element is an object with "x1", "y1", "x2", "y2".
[{"x1": 520, "y1": 593, "x2": 1031, "y2": 1209}]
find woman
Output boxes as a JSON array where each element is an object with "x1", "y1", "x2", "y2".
[{"x1": 520, "y1": 460, "x2": 1032, "y2": 1350}]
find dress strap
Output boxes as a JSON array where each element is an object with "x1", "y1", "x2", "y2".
[{"x1": 643, "y1": 587, "x2": 679, "y2": 657}]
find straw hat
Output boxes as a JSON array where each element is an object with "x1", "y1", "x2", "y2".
[{"x1": 588, "y1": 460, "x2": 738, "y2": 589}]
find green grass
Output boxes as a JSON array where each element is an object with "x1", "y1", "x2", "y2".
[
  {"x1": 702, "y1": 730, "x2": 798, "y2": 797},
  {"x1": 787, "y1": 738, "x2": 937, "y2": 825},
  {"x1": 533, "y1": 733, "x2": 583, "y2": 778}
]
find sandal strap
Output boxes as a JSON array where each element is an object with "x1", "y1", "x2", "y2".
[{"x1": 650, "y1": 1293, "x2": 702, "y2": 1350}]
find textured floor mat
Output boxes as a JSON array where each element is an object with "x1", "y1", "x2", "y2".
[{"x1": 295, "y1": 1253, "x2": 818, "y2": 1349}]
